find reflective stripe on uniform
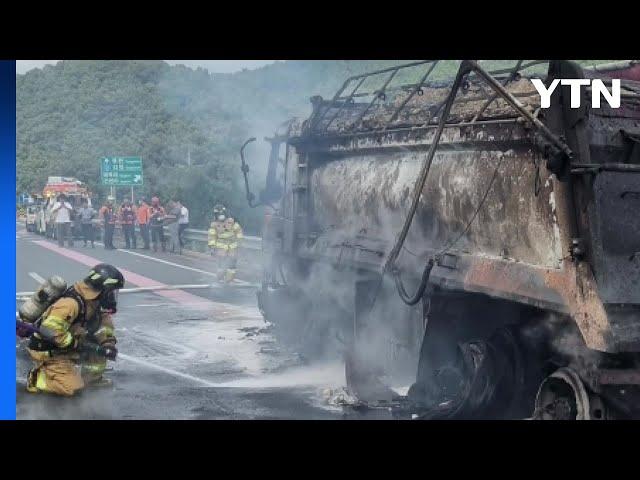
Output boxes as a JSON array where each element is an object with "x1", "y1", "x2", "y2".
[
  {"x1": 210, "y1": 222, "x2": 241, "y2": 249},
  {"x1": 94, "y1": 326, "x2": 115, "y2": 338},
  {"x1": 42, "y1": 315, "x2": 70, "y2": 332},
  {"x1": 214, "y1": 242, "x2": 237, "y2": 250},
  {"x1": 208, "y1": 228, "x2": 217, "y2": 246},
  {"x1": 59, "y1": 332, "x2": 74, "y2": 348},
  {"x1": 41, "y1": 315, "x2": 74, "y2": 348},
  {"x1": 36, "y1": 369, "x2": 48, "y2": 391},
  {"x1": 82, "y1": 363, "x2": 106, "y2": 373}
]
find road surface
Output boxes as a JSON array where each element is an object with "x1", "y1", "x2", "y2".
[{"x1": 15, "y1": 224, "x2": 368, "y2": 420}]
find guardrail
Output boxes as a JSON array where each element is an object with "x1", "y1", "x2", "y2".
[
  {"x1": 182, "y1": 228, "x2": 262, "y2": 252},
  {"x1": 17, "y1": 219, "x2": 262, "y2": 253}
]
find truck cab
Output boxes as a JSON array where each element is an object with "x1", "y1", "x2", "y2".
[{"x1": 40, "y1": 176, "x2": 96, "y2": 239}]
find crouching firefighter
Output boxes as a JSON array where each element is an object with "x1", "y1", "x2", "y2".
[{"x1": 24, "y1": 264, "x2": 125, "y2": 396}]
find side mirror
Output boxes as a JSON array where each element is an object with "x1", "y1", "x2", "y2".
[{"x1": 240, "y1": 137, "x2": 258, "y2": 207}]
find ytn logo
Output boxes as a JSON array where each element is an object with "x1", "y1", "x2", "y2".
[{"x1": 530, "y1": 79, "x2": 620, "y2": 109}]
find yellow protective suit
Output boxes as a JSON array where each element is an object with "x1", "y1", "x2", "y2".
[
  {"x1": 208, "y1": 218, "x2": 243, "y2": 282},
  {"x1": 26, "y1": 281, "x2": 117, "y2": 396}
]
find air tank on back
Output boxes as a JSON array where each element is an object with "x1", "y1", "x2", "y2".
[{"x1": 18, "y1": 275, "x2": 67, "y2": 323}]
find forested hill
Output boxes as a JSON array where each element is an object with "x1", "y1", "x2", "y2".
[{"x1": 16, "y1": 59, "x2": 610, "y2": 232}]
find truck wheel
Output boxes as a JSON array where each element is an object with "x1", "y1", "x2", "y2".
[
  {"x1": 408, "y1": 297, "x2": 544, "y2": 419},
  {"x1": 532, "y1": 367, "x2": 609, "y2": 420}
]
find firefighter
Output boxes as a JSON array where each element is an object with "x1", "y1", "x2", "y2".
[
  {"x1": 25, "y1": 264, "x2": 124, "y2": 396},
  {"x1": 119, "y1": 198, "x2": 137, "y2": 249},
  {"x1": 207, "y1": 205, "x2": 227, "y2": 257},
  {"x1": 208, "y1": 209, "x2": 243, "y2": 283},
  {"x1": 208, "y1": 214, "x2": 226, "y2": 279}
]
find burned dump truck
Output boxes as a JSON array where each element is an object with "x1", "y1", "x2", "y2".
[{"x1": 242, "y1": 60, "x2": 640, "y2": 419}]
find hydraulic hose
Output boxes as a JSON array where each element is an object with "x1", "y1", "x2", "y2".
[
  {"x1": 392, "y1": 258, "x2": 435, "y2": 305},
  {"x1": 382, "y1": 64, "x2": 472, "y2": 275},
  {"x1": 381, "y1": 62, "x2": 475, "y2": 305}
]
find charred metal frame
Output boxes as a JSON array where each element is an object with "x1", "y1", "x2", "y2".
[
  {"x1": 310, "y1": 60, "x2": 438, "y2": 133},
  {"x1": 308, "y1": 59, "x2": 556, "y2": 136}
]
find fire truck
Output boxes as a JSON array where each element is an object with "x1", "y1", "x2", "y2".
[{"x1": 35, "y1": 176, "x2": 100, "y2": 239}]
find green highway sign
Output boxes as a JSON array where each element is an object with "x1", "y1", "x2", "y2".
[{"x1": 100, "y1": 156, "x2": 143, "y2": 186}]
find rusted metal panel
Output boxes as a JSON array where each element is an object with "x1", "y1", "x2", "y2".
[
  {"x1": 308, "y1": 134, "x2": 562, "y2": 270},
  {"x1": 588, "y1": 172, "x2": 640, "y2": 305},
  {"x1": 291, "y1": 134, "x2": 635, "y2": 352}
]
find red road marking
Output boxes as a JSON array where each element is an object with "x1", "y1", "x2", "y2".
[{"x1": 32, "y1": 240, "x2": 215, "y2": 310}]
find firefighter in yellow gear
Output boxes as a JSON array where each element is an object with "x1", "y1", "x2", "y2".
[
  {"x1": 208, "y1": 213, "x2": 243, "y2": 283},
  {"x1": 207, "y1": 204, "x2": 227, "y2": 256},
  {"x1": 25, "y1": 264, "x2": 124, "y2": 396}
]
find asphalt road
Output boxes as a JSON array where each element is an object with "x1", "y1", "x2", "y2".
[{"x1": 15, "y1": 224, "x2": 357, "y2": 419}]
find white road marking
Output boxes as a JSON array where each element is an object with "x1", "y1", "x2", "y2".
[
  {"x1": 118, "y1": 353, "x2": 218, "y2": 388},
  {"x1": 20, "y1": 230, "x2": 253, "y2": 287},
  {"x1": 28, "y1": 272, "x2": 45, "y2": 284},
  {"x1": 94, "y1": 241, "x2": 221, "y2": 278},
  {"x1": 17, "y1": 283, "x2": 215, "y2": 298},
  {"x1": 92, "y1": 240, "x2": 254, "y2": 286},
  {"x1": 133, "y1": 303, "x2": 213, "y2": 308}
]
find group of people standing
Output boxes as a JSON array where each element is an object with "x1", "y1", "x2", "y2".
[
  {"x1": 100, "y1": 196, "x2": 189, "y2": 253},
  {"x1": 50, "y1": 193, "x2": 189, "y2": 253}
]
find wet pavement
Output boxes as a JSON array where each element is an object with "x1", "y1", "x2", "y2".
[{"x1": 15, "y1": 224, "x2": 363, "y2": 420}]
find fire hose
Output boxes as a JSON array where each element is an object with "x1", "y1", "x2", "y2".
[
  {"x1": 16, "y1": 283, "x2": 220, "y2": 361},
  {"x1": 16, "y1": 283, "x2": 216, "y2": 302}
]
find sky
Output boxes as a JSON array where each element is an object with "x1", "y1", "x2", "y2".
[{"x1": 16, "y1": 60, "x2": 279, "y2": 75}]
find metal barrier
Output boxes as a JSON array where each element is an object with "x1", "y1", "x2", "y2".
[{"x1": 18, "y1": 219, "x2": 261, "y2": 253}]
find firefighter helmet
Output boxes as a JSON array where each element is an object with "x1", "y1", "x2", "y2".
[{"x1": 85, "y1": 264, "x2": 125, "y2": 291}]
